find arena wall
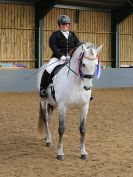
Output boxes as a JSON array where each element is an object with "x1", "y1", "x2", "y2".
[
  {"x1": 119, "y1": 14, "x2": 133, "y2": 66},
  {"x1": 0, "y1": 4, "x2": 132, "y2": 69},
  {"x1": 0, "y1": 3, "x2": 35, "y2": 68},
  {"x1": 0, "y1": 69, "x2": 133, "y2": 92}
]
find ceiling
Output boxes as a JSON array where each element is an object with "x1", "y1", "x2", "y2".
[
  {"x1": 56, "y1": 0, "x2": 132, "y2": 10},
  {"x1": 0, "y1": 0, "x2": 132, "y2": 12},
  {"x1": 0, "y1": 0, "x2": 132, "y2": 10}
]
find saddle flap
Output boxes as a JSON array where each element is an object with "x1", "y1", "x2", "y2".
[{"x1": 49, "y1": 63, "x2": 66, "y2": 84}]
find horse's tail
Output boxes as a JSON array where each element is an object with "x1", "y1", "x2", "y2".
[{"x1": 38, "y1": 102, "x2": 45, "y2": 138}]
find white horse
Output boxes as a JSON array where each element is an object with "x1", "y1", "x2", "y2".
[{"x1": 37, "y1": 42, "x2": 103, "y2": 160}]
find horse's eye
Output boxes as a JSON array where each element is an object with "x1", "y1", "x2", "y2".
[{"x1": 82, "y1": 63, "x2": 85, "y2": 67}]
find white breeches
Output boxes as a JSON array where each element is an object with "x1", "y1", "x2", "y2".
[{"x1": 46, "y1": 57, "x2": 64, "y2": 74}]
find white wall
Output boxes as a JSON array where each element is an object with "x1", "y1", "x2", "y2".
[{"x1": 0, "y1": 68, "x2": 133, "y2": 92}]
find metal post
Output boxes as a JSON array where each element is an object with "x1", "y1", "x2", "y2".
[
  {"x1": 116, "y1": 25, "x2": 120, "y2": 68},
  {"x1": 35, "y1": 0, "x2": 55, "y2": 68},
  {"x1": 38, "y1": 19, "x2": 44, "y2": 68},
  {"x1": 35, "y1": 5, "x2": 44, "y2": 68},
  {"x1": 111, "y1": 11, "x2": 120, "y2": 68},
  {"x1": 111, "y1": 2, "x2": 132, "y2": 68}
]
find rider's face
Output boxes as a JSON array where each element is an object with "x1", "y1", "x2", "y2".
[{"x1": 59, "y1": 23, "x2": 70, "y2": 32}]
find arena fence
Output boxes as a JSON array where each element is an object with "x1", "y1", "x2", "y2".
[{"x1": 0, "y1": 68, "x2": 133, "y2": 92}]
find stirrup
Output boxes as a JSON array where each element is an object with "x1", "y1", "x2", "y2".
[{"x1": 40, "y1": 89, "x2": 48, "y2": 98}]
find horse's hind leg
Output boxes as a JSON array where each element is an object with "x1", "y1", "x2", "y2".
[
  {"x1": 40, "y1": 99, "x2": 53, "y2": 147},
  {"x1": 79, "y1": 104, "x2": 89, "y2": 160}
]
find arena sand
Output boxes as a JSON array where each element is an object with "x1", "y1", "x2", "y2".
[{"x1": 0, "y1": 88, "x2": 133, "y2": 177}]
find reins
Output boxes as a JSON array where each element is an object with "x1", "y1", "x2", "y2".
[
  {"x1": 66, "y1": 62, "x2": 79, "y2": 77},
  {"x1": 25, "y1": 42, "x2": 101, "y2": 81}
]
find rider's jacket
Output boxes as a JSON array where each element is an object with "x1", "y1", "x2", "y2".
[{"x1": 49, "y1": 30, "x2": 80, "y2": 59}]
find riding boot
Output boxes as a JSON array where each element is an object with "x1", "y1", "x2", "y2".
[
  {"x1": 40, "y1": 70, "x2": 51, "y2": 98},
  {"x1": 90, "y1": 94, "x2": 94, "y2": 101}
]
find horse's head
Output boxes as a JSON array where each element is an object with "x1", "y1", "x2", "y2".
[
  {"x1": 74, "y1": 42, "x2": 103, "y2": 90},
  {"x1": 82, "y1": 42, "x2": 103, "y2": 75}
]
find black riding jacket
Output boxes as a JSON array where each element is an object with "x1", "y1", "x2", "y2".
[{"x1": 49, "y1": 30, "x2": 80, "y2": 59}]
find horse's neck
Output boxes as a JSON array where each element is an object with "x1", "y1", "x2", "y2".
[
  {"x1": 70, "y1": 46, "x2": 82, "y2": 71},
  {"x1": 64, "y1": 47, "x2": 83, "y2": 85}
]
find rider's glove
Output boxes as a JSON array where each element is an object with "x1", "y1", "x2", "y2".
[{"x1": 60, "y1": 55, "x2": 70, "y2": 62}]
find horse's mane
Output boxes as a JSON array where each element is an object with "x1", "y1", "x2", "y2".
[
  {"x1": 83, "y1": 42, "x2": 96, "y2": 49},
  {"x1": 70, "y1": 41, "x2": 96, "y2": 59},
  {"x1": 70, "y1": 42, "x2": 84, "y2": 57}
]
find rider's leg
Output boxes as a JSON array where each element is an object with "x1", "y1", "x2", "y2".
[
  {"x1": 90, "y1": 94, "x2": 93, "y2": 101},
  {"x1": 90, "y1": 89, "x2": 94, "y2": 101},
  {"x1": 40, "y1": 57, "x2": 64, "y2": 98},
  {"x1": 40, "y1": 70, "x2": 51, "y2": 98}
]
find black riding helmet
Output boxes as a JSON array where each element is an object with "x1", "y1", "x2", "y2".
[{"x1": 57, "y1": 15, "x2": 70, "y2": 25}]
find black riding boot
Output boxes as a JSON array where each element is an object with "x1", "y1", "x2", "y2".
[
  {"x1": 40, "y1": 70, "x2": 51, "y2": 98},
  {"x1": 90, "y1": 94, "x2": 94, "y2": 101}
]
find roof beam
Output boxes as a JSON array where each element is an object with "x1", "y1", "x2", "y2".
[
  {"x1": 56, "y1": 0, "x2": 125, "y2": 9},
  {"x1": 0, "y1": 0, "x2": 37, "y2": 4},
  {"x1": 57, "y1": 0, "x2": 121, "y2": 6},
  {"x1": 115, "y1": 1, "x2": 133, "y2": 24},
  {"x1": 37, "y1": 0, "x2": 57, "y2": 19}
]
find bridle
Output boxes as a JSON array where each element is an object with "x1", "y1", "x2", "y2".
[
  {"x1": 77, "y1": 52, "x2": 95, "y2": 80},
  {"x1": 66, "y1": 44, "x2": 99, "y2": 81}
]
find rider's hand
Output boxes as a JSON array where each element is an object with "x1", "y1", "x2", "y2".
[{"x1": 60, "y1": 55, "x2": 70, "y2": 62}]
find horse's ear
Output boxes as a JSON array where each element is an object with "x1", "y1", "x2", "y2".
[
  {"x1": 96, "y1": 44, "x2": 103, "y2": 53},
  {"x1": 82, "y1": 44, "x2": 87, "y2": 53}
]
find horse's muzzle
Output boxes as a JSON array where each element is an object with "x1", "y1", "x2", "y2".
[{"x1": 84, "y1": 86, "x2": 91, "y2": 91}]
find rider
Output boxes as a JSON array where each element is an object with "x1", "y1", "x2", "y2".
[
  {"x1": 40, "y1": 15, "x2": 93, "y2": 100},
  {"x1": 40, "y1": 15, "x2": 80, "y2": 98}
]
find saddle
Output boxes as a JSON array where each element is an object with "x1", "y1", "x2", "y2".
[
  {"x1": 48, "y1": 63, "x2": 66, "y2": 100},
  {"x1": 49, "y1": 63, "x2": 66, "y2": 83}
]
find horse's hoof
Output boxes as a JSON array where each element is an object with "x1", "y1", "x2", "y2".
[
  {"x1": 46, "y1": 142, "x2": 52, "y2": 147},
  {"x1": 81, "y1": 154, "x2": 88, "y2": 160},
  {"x1": 57, "y1": 155, "x2": 64, "y2": 161}
]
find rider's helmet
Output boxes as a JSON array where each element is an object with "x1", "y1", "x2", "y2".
[{"x1": 57, "y1": 15, "x2": 70, "y2": 25}]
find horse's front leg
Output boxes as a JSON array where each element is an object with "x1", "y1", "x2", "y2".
[
  {"x1": 79, "y1": 104, "x2": 89, "y2": 160},
  {"x1": 57, "y1": 107, "x2": 65, "y2": 160}
]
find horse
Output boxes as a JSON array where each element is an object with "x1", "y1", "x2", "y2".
[{"x1": 37, "y1": 42, "x2": 103, "y2": 160}]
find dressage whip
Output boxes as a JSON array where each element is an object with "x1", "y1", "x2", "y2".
[{"x1": 24, "y1": 60, "x2": 60, "y2": 80}]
